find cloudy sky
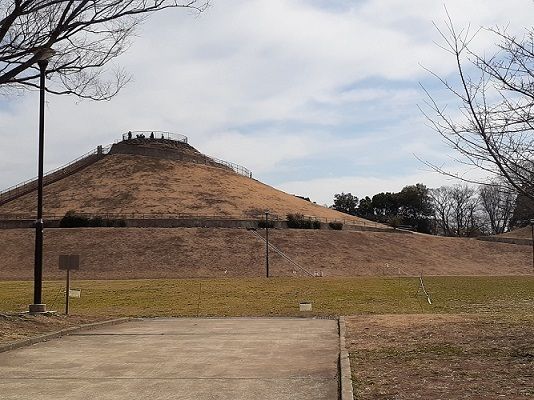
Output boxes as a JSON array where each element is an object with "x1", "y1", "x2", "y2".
[{"x1": 1, "y1": 0, "x2": 532, "y2": 205}]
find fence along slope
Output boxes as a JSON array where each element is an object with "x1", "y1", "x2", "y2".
[{"x1": 0, "y1": 146, "x2": 110, "y2": 207}]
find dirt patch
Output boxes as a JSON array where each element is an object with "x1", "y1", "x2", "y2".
[
  {"x1": 0, "y1": 313, "x2": 108, "y2": 345},
  {"x1": 345, "y1": 314, "x2": 534, "y2": 399}
]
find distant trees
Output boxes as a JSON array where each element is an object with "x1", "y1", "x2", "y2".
[
  {"x1": 396, "y1": 184, "x2": 434, "y2": 233},
  {"x1": 333, "y1": 181, "x2": 522, "y2": 236},
  {"x1": 478, "y1": 184, "x2": 515, "y2": 234},
  {"x1": 356, "y1": 196, "x2": 373, "y2": 219},
  {"x1": 332, "y1": 192, "x2": 358, "y2": 216},
  {"x1": 430, "y1": 185, "x2": 480, "y2": 237},
  {"x1": 370, "y1": 192, "x2": 398, "y2": 219},
  {"x1": 333, "y1": 184, "x2": 434, "y2": 233},
  {"x1": 0, "y1": 0, "x2": 209, "y2": 100},
  {"x1": 509, "y1": 192, "x2": 534, "y2": 228},
  {"x1": 430, "y1": 183, "x2": 516, "y2": 236}
]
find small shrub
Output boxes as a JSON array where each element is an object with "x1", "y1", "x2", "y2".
[
  {"x1": 286, "y1": 214, "x2": 320, "y2": 229},
  {"x1": 329, "y1": 221, "x2": 343, "y2": 230},
  {"x1": 60, "y1": 211, "x2": 91, "y2": 228},
  {"x1": 59, "y1": 211, "x2": 126, "y2": 228},
  {"x1": 90, "y1": 216, "x2": 104, "y2": 227},
  {"x1": 287, "y1": 213, "x2": 304, "y2": 228},
  {"x1": 388, "y1": 215, "x2": 402, "y2": 229},
  {"x1": 114, "y1": 219, "x2": 127, "y2": 227}
]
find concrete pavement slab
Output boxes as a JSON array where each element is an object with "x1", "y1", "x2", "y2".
[{"x1": 0, "y1": 318, "x2": 339, "y2": 399}]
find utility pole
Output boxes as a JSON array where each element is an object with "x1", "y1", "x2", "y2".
[{"x1": 265, "y1": 211, "x2": 270, "y2": 278}]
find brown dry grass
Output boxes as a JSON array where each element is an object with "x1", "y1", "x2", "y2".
[
  {"x1": 0, "y1": 228, "x2": 531, "y2": 280},
  {"x1": 346, "y1": 314, "x2": 534, "y2": 399},
  {"x1": 0, "y1": 313, "x2": 108, "y2": 344},
  {"x1": 0, "y1": 154, "x2": 372, "y2": 224}
]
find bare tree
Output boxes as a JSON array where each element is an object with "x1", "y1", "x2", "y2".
[
  {"x1": 421, "y1": 11, "x2": 534, "y2": 201},
  {"x1": 430, "y1": 185, "x2": 480, "y2": 237},
  {"x1": 478, "y1": 183, "x2": 515, "y2": 234},
  {"x1": 429, "y1": 186, "x2": 455, "y2": 236},
  {"x1": 0, "y1": 0, "x2": 209, "y2": 100}
]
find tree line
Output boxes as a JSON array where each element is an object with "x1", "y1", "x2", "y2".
[{"x1": 332, "y1": 183, "x2": 534, "y2": 236}]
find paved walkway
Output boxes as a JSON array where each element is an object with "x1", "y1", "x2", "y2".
[{"x1": 0, "y1": 318, "x2": 339, "y2": 399}]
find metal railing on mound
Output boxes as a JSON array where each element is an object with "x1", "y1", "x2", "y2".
[
  {"x1": 204, "y1": 155, "x2": 252, "y2": 178},
  {"x1": 118, "y1": 131, "x2": 252, "y2": 178},
  {"x1": 0, "y1": 145, "x2": 112, "y2": 206},
  {"x1": 122, "y1": 131, "x2": 188, "y2": 143}
]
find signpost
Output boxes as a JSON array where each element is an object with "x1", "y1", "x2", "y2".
[{"x1": 59, "y1": 255, "x2": 80, "y2": 315}]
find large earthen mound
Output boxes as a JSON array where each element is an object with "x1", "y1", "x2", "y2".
[{"x1": 0, "y1": 140, "x2": 375, "y2": 225}]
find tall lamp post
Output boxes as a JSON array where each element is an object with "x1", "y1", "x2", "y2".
[
  {"x1": 265, "y1": 211, "x2": 270, "y2": 278},
  {"x1": 531, "y1": 219, "x2": 534, "y2": 271},
  {"x1": 29, "y1": 47, "x2": 55, "y2": 314}
]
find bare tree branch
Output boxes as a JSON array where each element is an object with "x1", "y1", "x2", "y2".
[
  {"x1": 0, "y1": 0, "x2": 209, "y2": 100},
  {"x1": 421, "y1": 11, "x2": 534, "y2": 202}
]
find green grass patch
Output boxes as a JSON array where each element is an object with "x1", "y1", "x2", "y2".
[{"x1": 1, "y1": 276, "x2": 533, "y2": 317}]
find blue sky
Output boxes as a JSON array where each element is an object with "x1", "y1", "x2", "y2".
[{"x1": 1, "y1": 0, "x2": 532, "y2": 205}]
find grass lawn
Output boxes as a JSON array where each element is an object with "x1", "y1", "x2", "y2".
[
  {"x1": 1, "y1": 276, "x2": 533, "y2": 317},
  {"x1": 1, "y1": 276, "x2": 533, "y2": 399}
]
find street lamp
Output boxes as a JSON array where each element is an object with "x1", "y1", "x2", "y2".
[
  {"x1": 29, "y1": 47, "x2": 55, "y2": 314},
  {"x1": 265, "y1": 211, "x2": 270, "y2": 278},
  {"x1": 530, "y1": 219, "x2": 534, "y2": 271}
]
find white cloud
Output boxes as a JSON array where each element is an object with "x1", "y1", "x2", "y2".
[{"x1": 1, "y1": 0, "x2": 532, "y2": 198}]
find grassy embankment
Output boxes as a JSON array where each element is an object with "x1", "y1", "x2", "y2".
[{"x1": 1, "y1": 276, "x2": 532, "y2": 317}]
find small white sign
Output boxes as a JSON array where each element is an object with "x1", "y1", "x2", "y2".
[{"x1": 69, "y1": 289, "x2": 81, "y2": 298}]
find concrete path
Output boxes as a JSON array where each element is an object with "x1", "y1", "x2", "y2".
[{"x1": 0, "y1": 318, "x2": 339, "y2": 399}]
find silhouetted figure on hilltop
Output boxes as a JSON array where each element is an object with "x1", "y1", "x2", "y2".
[
  {"x1": 150, "y1": 132, "x2": 154, "y2": 139},
  {"x1": 127, "y1": 131, "x2": 132, "y2": 140}
]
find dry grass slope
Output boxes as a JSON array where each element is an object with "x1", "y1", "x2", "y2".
[
  {"x1": 0, "y1": 153, "x2": 371, "y2": 225},
  {"x1": 0, "y1": 142, "x2": 530, "y2": 281},
  {"x1": 500, "y1": 226, "x2": 532, "y2": 239},
  {"x1": 0, "y1": 228, "x2": 530, "y2": 280}
]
